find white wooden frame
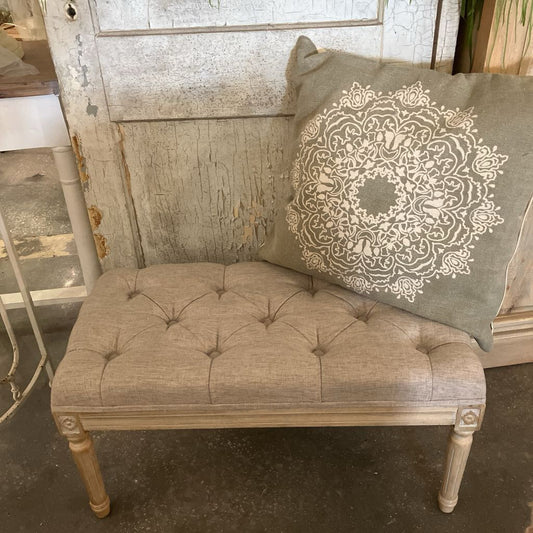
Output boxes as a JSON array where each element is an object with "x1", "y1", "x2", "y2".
[{"x1": 0, "y1": 207, "x2": 53, "y2": 422}]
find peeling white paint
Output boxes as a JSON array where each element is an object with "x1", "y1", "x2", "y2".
[
  {"x1": 45, "y1": 0, "x2": 460, "y2": 269},
  {"x1": 96, "y1": 0, "x2": 379, "y2": 32}
]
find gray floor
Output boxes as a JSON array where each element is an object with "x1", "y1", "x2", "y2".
[
  {"x1": 0, "y1": 149, "x2": 82, "y2": 335},
  {"x1": 1, "y1": 149, "x2": 532, "y2": 532}
]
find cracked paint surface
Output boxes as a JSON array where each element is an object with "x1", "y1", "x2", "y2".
[{"x1": 42, "y1": 0, "x2": 462, "y2": 272}]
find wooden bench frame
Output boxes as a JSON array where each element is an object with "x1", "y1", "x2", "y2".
[{"x1": 53, "y1": 402, "x2": 485, "y2": 518}]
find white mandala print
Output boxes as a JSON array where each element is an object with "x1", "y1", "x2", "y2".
[{"x1": 287, "y1": 81, "x2": 507, "y2": 302}]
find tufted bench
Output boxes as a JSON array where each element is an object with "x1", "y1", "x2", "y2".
[{"x1": 51, "y1": 261, "x2": 486, "y2": 518}]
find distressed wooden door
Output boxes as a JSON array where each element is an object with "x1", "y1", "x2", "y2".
[
  {"x1": 42, "y1": 1, "x2": 533, "y2": 365},
  {"x1": 42, "y1": 0, "x2": 459, "y2": 269}
]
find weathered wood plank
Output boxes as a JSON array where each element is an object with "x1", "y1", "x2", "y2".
[
  {"x1": 94, "y1": 0, "x2": 379, "y2": 32},
  {"x1": 382, "y1": 0, "x2": 440, "y2": 67},
  {"x1": 433, "y1": 0, "x2": 461, "y2": 72},
  {"x1": 42, "y1": 0, "x2": 142, "y2": 269},
  {"x1": 472, "y1": 0, "x2": 533, "y2": 75},
  {"x1": 97, "y1": 26, "x2": 382, "y2": 121},
  {"x1": 120, "y1": 118, "x2": 292, "y2": 264},
  {"x1": 45, "y1": 0, "x2": 461, "y2": 270}
]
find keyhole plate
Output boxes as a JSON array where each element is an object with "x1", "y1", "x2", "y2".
[{"x1": 64, "y1": 2, "x2": 77, "y2": 20}]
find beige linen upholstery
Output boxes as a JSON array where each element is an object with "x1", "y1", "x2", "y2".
[{"x1": 51, "y1": 262, "x2": 485, "y2": 410}]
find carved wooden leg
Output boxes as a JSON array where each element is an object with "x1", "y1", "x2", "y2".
[
  {"x1": 56, "y1": 415, "x2": 110, "y2": 518},
  {"x1": 438, "y1": 428, "x2": 474, "y2": 513},
  {"x1": 438, "y1": 406, "x2": 483, "y2": 513}
]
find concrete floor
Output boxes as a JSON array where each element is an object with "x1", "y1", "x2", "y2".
[
  {"x1": 0, "y1": 148, "x2": 82, "y2": 337},
  {"x1": 1, "y1": 149, "x2": 532, "y2": 532},
  {"x1": 0, "y1": 149, "x2": 72, "y2": 238}
]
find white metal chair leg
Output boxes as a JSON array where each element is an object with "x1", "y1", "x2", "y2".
[{"x1": 0, "y1": 207, "x2": 52, "y2": 421}]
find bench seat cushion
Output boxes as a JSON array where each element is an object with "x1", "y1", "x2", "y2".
[{"x1": 51, "y1": 262, "x2": 485, "y2": 410}]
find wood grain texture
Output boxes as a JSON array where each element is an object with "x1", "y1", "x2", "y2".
[
  {"x1": 438, "y1": 428, "x2": 474, "y2": 513},
  {"x1": 52, "y1": 405, "x2": 463, "y2": 431},
  {"x1": 94, "y1": 0, "x2": 379, "y2": 32},
  {"x1": 42, "y1": 0, "x2": 142, "y2": 269},
  {"x1": 68, "y1": 433, "x2": 111, "y2": 518},
  {"x1": 493, "y1": 310, "x2": 533, "y2": 334},
  {"x1": 54, "y1": 403, "x2": 479, "y2": 516},
  {"x1": 46, "y1": 0, "x2": 461, "y2": 271},
  {"x1": 473, "y1": 0, "x2": 533, "y2": 75},
  {"x1": 97, "y1": 26, "x2": 382, "y2": 121},
  {"x1": 54, "y1": 414, "x2": 110, "y2": 518},
  {"x1": 121, "y1": 118, "x2": 292, "y2": 264}
]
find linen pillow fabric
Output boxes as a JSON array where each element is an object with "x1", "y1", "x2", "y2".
[{"x1": 259, "y1": 36, "x2": 533, "y2": 351}]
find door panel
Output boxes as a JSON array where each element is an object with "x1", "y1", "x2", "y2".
[
  {"x1": 97, "y1": 26, "x2": 382, "y2": 121},
  {"x1": 95, "y1": 0, "x2": 380, "y2": 32},
  {"x1": 120, "y1": 118, "x2": 292, "y2": 264},
  {"x1": 44, "y1": 0, "x2": 462, "y2": 270}
]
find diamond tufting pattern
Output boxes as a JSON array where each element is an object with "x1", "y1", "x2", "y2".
[{"x1": 51, "y1": 262, "x2": 485, "y2": 409}]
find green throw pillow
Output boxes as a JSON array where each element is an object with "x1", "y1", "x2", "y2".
[{"x1": 259, "y1": 36, "x2": 533, "y2": 351}]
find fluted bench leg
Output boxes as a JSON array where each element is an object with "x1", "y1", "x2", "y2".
[
  {"x1": 56, "y1": 415, "x2": 110, "y2": 518},
  {"x1": 438, "y1": 406, "x2": 484, "y2": 513},
  {"x1": 438, "y1": 428, "x2": 474, "y2": 513}
]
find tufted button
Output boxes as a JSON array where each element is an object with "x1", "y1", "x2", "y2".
[
  {"x1": 260, "y1": 316, "x2": 274, "y2": 327},
  {"x1": 57, "y1": 263, "x2": 486, "y2": 409},
  {"x1": 103, "y1": 351, "x2": 120, "y2": 361},
  {"x1": 307, "y1": 288, "x2": 318, "y2": 296},
  {"x1": 206, "y1": 349, "x2": 221, "y2": 359},
  {"x1": 216, "y1": 289, "x2": 226, "y2": 298},
  {"x1": 166, "y1": 318, "x2": 179, "y2": 329},
  {"x1": 416, "y1": 346, "x2": 429, "y2": 355}
]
